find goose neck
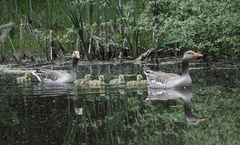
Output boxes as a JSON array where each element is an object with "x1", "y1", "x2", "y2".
[
  {"x1": 182, "y1": 59, "x2": 189, "y2": 75},
  {"x1": 184, "y1": 102, "x2": 194, "y2": 117},
  {"x1": 71, "y1": 58, "x2": 79, "y2": 71}
]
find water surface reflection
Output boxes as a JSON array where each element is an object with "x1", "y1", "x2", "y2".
[
  {"x1": 147, "y1": 88, "x2": 205, "y2": 125},
  {"x1": 0, "y1": 62, "x2": 240, "y2": 145}
]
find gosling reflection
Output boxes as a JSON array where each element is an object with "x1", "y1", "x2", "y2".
[{"x1": 146, "y1": 88, "x2": 205, "y2": 125}]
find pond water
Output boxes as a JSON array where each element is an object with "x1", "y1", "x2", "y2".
[{"x1": 0, "y1": 61, "x2": 240, "y2": 145}]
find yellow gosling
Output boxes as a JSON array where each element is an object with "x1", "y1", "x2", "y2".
[
  {"x1": 74, "y1": 74, "x2": 91, "y2": 86},
  {"x1": 126, "y1": 75, "x2": 143, "y2": 87},
  {"x1": 109, "y1": 74, "x2": 125, "y2": 85},
  {"x1": 89, "y1": 75, "x2": 105, "y2": 86},
  {"x1": 140, "y1": 80, "x2": 148, "y2": 86},
  {"x1": 16, "y1": 73, "x2": 31, "y2": 84},
  {"x1": 127, "y1": 75, "x2": 148, "y2": 87}
]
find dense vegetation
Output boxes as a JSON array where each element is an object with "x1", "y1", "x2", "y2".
[{"x1": 0, "y1": 0, "x2": 240, "y2": 63}]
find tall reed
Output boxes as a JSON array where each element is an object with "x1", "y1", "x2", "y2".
[
  {"x1": 19, "y1": 19, "x2": 24, "y2": 63},
  {"x1": 25, "y1": 0, "x2": 32, "y2": 16},
  {"x1": 48, "y1": 30, "x2": 53, "y2": 61},
  {"x1": 14, "y1": 0, "x2": 18, "y2": 16},
  {"x1": 47, "y1": 0, "x2": 55, "y2": 28},
  {"x1": 64, "y1": 0, "x2": 91, "y2": 60},
  {"x1": 1, "y1": 37, "x2": 5, "y2": 62},
  {"x1": 2, "y1": 0, "x2": 14, "y2": 21}
]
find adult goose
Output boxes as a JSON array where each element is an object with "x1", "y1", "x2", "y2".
[
  {"x1": 144, "y1": 50, "x2": 203, "y2": 88},
  {"x1": 32, "y1": 51, "x2": 80, "y2": 83}
]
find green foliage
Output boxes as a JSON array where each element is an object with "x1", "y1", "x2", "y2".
[
  {"x1": 143, "y1": 0, "x2": 240, "y2": 54},
  {"x1": 1, "y1": 0, "x2": 240, "y2": 62}
]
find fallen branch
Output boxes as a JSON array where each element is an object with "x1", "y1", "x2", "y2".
[{"x1": 132, "y1": 47, "x2": 176, "y2": 63}]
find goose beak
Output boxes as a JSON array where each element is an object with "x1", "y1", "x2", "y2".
[
  {"x1": 193, "y1": 52, "x2": 203, "y2": 58},
  {"x1": 72, "y1": 51, "x2": 80, "y2": 59},
  {"x1": 76, "y1": 54, "x2": 80, "y2": 59},
  {"x1": 196, "y1": 118, "x2": 206, "y2": 124}
]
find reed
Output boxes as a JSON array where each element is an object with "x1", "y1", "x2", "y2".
[
  {"x1": 1, "y1": 37, "x2": 5, "y2": 62},
  {"x1": 27, "y1": 0, "x2": 32, "y2": 16},
  {"x1": 2, "y1": 0, "x2": 14, "y2": 21},
  {"x1": 64, "y1": 0, "x2": 91, "y2": 60},
  {"x1": 48, "y1": 30, "x2": 53, "y2": 61},
  {"x1": 14, "y1": 0, "x2": 18, "y2": 16},
  {"x1": 19, "y1": 19, "x2": 24, "y2": 63},
  {"x1": 46, "y1": 0, "x2": 55, "y2": 28}
]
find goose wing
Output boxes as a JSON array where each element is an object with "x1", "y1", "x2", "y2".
[
  {"x1": 144, "y1": 70, "x2": 181, "y2": 84},
  {"x1": 43, "y1": 70, "x2": 69, "y2": 80},
  {"x1": 32, "y1": 70, "x2": 70, "y2": 82}
]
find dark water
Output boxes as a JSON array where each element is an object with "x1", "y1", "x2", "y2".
[{"x1": 0, "y1": 62, "x2": 240, "y2": 145}]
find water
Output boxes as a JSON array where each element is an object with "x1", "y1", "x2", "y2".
[{"x1": 0, "y1": 62, "x2": 240, "y2": 145}]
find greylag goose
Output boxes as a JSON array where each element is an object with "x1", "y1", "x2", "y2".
[
  {"x1": 144, "y1": 50, "x2": 203, "y2": 88},
  {"x1": 32, "y1": 51, "x2": 80, "y2": 83},
  {"x1": 146, "y1": 88, "x2": 205, "y2": 125},
  {"x1": 16, "y1": 72, "x2": 31, "y2": 83},
  {"x1": 89, "y1": 75, "x2": 105, "y2": 86},
  {"x1": 127, "y1": 74, "x2": 148, "y2": 87},
  {"x1": 109, "y1": 74, "x2": 125, "y2": 86},
  {"x1": 74, "y1": 74, "x2": 91, "y2": 86}
]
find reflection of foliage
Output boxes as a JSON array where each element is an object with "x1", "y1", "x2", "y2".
[
  {"x1": 1, "y1": 67, "x2": 240, "y2": 144},
  {"x1": 69, "y1": 83, "x2": 240, "y2": 144},
  {"x1": 73, "y1": 91, "x2": 189, "y2": 144},
  {"x1": 190, "y1": 85, "x2": 240, "y2": 144}
]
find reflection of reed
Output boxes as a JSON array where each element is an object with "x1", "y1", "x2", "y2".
[{"x1": 146, "y1": 88, "x2": 205, "y2": 125}]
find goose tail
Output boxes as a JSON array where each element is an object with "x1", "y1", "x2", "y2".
[
  {"x1": 143, "y1": 70, "x2": 157, "y2": 80},
  {"x1": 143, "y1": 70, "x2": 156, "y2": 76},
  {"x1": 31, "y1": 71, "x2": 42, "y2": 82}
]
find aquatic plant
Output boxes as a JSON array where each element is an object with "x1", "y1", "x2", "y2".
[
  {"x1": 46, "y1": 0, "x2": 55, "y2": 28},
  {"x1": 63, "y1": 0, "x2": 91, "y2": 60}
]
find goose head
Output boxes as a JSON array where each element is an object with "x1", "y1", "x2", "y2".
[
  {"x1": 136, "y1": 75, "x2": 143, "y2": 81},
  {"x1": 99, "y1": 75, "x2": 105, "y2": 82},
  {"x1": 118, "y1": 75, "x2": 125, "y2": 82},
  {"x1": 84, "y1": 74, "x2": 91, "y2": 80},
  {"x1": 182, "y1": 50, "x2": 203, "y2": 61},
  {"x1": 72, "y1": 51, "x2": 80, "y2": 67},
  {"x1": 25, "y1": 73, "x2": 31, "y2": 81},
  {"x1": 72, "y1": 51, "x2": 80, "y2": 59}
]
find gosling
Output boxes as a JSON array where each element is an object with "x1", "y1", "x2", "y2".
[
  {"x1": 127, "y1": 74, "x2": 148, "y2": 87},
  {"x1": 89, "y1": 75, "x2": 105, "y2": 87},
  {"x1": 109, "y1": 74, "x2": 125, "y2": 86},
  {"x1": 74, "y1": 74, "x2": 91, "y2": 86},
  {"x1": 16, "y1": 72, "x2": 31, "y2": 84}
]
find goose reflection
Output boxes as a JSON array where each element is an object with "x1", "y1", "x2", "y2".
[
  {"x1": 73, "y1": 97, "x2": 83, "y2": 115},
  {"x1": 146, "y1": 88, "x2": 205, "y2": 125}
]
